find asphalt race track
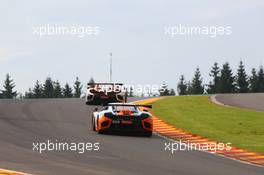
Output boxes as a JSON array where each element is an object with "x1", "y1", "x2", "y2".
[
  {"x1": 215, "y1": 93, "x2": 264, "y2": 111},
  {"x1": 0, "y1": 98, "x2": 263, "y2": 175}
]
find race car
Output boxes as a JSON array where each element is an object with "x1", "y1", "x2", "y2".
[
  {"x1": 85, "y1": 83, "x2": 127, "y2": 105},
  {"x1": 91, "y1": 103, "x2": 153, "y2": 137}
]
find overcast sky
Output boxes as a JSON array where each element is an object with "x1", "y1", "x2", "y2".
[{"x1": 1, "y1": 0, "x2": 264, "y2": 93}]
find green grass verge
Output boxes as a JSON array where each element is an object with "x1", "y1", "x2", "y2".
[{"x1": 152, "y1": 96, "x2": 264, "y2": 154}]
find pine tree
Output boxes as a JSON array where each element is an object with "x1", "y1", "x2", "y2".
[
  {"x1": 25, "y1": 88, "x2": 34, "y2": 98},
  {"x1": 54, "y1": 80, "x2": 63, "y2": 98},
  {"x1": 169, "y1": 89, "x2": 176, "y2": 96},
  {"x1": 190, "y1": 68, "x2": 204, "y2": 94},
  {"x1": 1, "y1": 74, "x2": 17, "y2": 99},
  {"x1": 256, "y1": 66, "x2": 264, "y2": 92},
  {"x1": 159, "y1": 83, "x2": 170, "y2": 96},
  {"x1": 128, "y1": 87, "x2": 134, "y2": 97},
  {"x1": 73, "y1": 77, "x2": 82, "y2": 98},
  {"x1": 43, "y1": 77, "x2": 54, "y2": 98},
  {"x1": 236, "y1": 61, "x2": 249, "y2": 93},
  {"x1": 186, "y1": 81, "x2": 192, "y2": 95},
  {"x1": 33, "y1": 80, "x2": 43, "y2": 98},
  {"x1": 207, "y1": 81, "x2": 214, "y2": 94},
  {"x1": 177, "y1": 75, "x2": 187, "y2": 95},
  {"x1": 63, "y1": 83, "x2": 73, "y2": 98},
  {"x1": 249, "y1": 68, "x2": 258, "y2": 92},
  {"x1": 218, "y1": 63, "x2": 236, "y2": 93},
  {"x1": 207, "y1": 62, "x2": 220, "y2": 94},
  {"x1": 88, "y1": 77, "x2": 95, "y2": 84}
]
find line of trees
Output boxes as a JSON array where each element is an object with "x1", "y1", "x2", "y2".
[
  {"x1": 177, "y1": 61, "x2": 264, "y2": 95},
  {"x1": 1, "y1": 61, "x2": 263, "y2": 98},
  {"x1": 0, "y1": 75, "x2": 84, "y2": 99},
  {"x1": 159, "y1": 83, "x2": 176, "y2": 96},
  {"x1": 24, "y1": 77, "x2": 83, "y2": 98}
]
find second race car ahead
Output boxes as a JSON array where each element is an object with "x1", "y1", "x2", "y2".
[
  {"x1": 91, "y1": 103, "x2": 153, "y2": 137},
  {"x1": 85, "y1": 83, "x2": 127, "y2": 105}
]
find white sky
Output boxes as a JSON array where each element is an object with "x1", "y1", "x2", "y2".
[{"x1": 1, "y1": 0, "x2": 264, "y2": 93}]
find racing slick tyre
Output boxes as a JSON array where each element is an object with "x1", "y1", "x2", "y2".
[
  {"x1": 91, "y1": 116, "x2": 96, "y2": 131},
  {"x1": 143, "y1": 131, "x2": 152, "y2": 137},
  {"x1": 98, "y1": 130, "x2": 104, "y2": 134}
]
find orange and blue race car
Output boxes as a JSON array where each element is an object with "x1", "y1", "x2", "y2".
[{"x1": 91, "y1": 103, "x2": 153, "y2": 137}]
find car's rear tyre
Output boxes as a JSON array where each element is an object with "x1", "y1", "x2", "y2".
[
  {"x1": 91, "y1": 116, "x2": 95, "y2": 131},
  {"x1": 143, "y1": 131, "x2": 152, "y2": 137},
  {"x1": 98, "y1": 130, "x2": 104, "y2": 134}
]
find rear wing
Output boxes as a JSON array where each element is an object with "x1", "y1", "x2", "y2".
[{"x1": 104, "y1": 104, "x2": 152, "y2": 109}]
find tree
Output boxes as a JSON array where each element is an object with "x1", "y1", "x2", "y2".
[
  {"x1": 256, "y1": 66, "x2": 264, "y2": 92},
  {"x1": 33, "y1": 80, "x2": 43, "y2": 98},
  {"x1": 249, "y1": 68, "x2": 258, "y2": 92},
  {"x1": 186, "y1": 81, "x2": 192, "y2": 95},
  {"x1": 1, "y1": 74, "x2": 17, "y2": 99},
  {"x1": 25, "y1": 88, "x2": 34, "y2": 98},
  {"x1": 236, "y1": 61, "x2": 249, "y2": 93},
  {"x1": 206, "y1": 82, "x2": 214, "y2": 94},
  {"x1": 218, "y1": 63, "x2": 236, "y2": 93},
  {"x1": 43, "y1": 77, "x2": 54, "y2": 98},
  {"x1": 73, "y1": 77, "x2": 82, "y2": 98},
  {"x1": 88, "y1": 77, "x2": 95, "y2": 84},
  {"x1": 54, "y1": 80, "x2": 63, "y2": 98},
  {"x1": 177, "y1": 75, "x2": 187, "y2": 95},
  {"x1": 169, "y1": 89, "x2": 176, "y2": 96},
  {"x1": 207, "y1": 62, "x2": 220, "y2": 94},
  {"x1": 128, "y1": 86, "x2": 134, "y2": 97},
  {"x1": 159, "y1": 83, "x2": 170, "y2": 96},
  {"x1": 190, "y1": 68, "x2": 204, "y2": 94},
  {"x1": 63, "y1": 83, "x2": 73, "y2": 98}
]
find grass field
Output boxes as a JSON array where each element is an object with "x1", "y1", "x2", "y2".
[{"x1": 152, "y1": 96, "x2": 264, "y2": 154}]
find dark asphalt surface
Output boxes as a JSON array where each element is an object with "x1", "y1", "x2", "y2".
[
  {"x1": 215, "y1": 93, "x2": 264, "y2": 111},
  {"x1": 0, "y1": 98, "x2": 263, "y2": 175}
]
